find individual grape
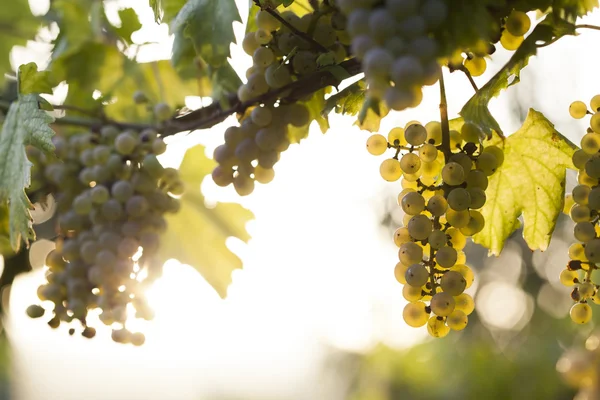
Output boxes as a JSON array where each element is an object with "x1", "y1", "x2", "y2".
[
  {"x1": 570, "y1": 101, "x2": 588, "y2": 119},
  {"x1": 233, "y1": 173, "x2": 255, "y2": 196},
  {"x1": 464, "y1": 57, "x2": 486, "y2": 77},
  {"x1": 292, "y1": 51, "x2": 318, "y2": 74},
  {"x1": 403, "y1": 284, "x2": 424, "y2": 302},
  {"x1": 581, "y1": 133, "x2": 600, "y2": 154},
  {"x1": 400, "y1": 153, "x2": 421, "y2": 174},
  {"x1": 363, "y1": 48, "x2": 394, "y2": 78},
  {"x1": 26, "y1": 304, "x2": 45, "y2": 319},
  {"x1": 436, "y1": 246, "x2": 458, "y2": 269},
  {"x1": 446, "y1": 209, "x2": 470, "y2": 228},
  {"x1": 584, "y1": 238, "x2": 600, "y2": 262},
  {"x1": 73, "y1": 194, "x2": 92, "y2": 215},
  {"x1": 390, "y1": 56, "x2": 423, "y2": 87},
  {"x1": 254, "y1": 166, "x2": 275, "y2": 184},
  {"x1": 111, "y1": 180, "x2": 134, "y2": 203},
  {"x1": 460, "y1": 210, "x2": 485, "y2": 236},
  {"x1": 401, "y1": 192, "x2": 426, "y2": 215},
  {"x1": 430, "y1": 292, "x2": 455, "y2": 317},
  {"x1": 573, "y1": 185, "x2": 591, "y2": 205},
  {"x1": 461, "y1": 122, "x2": 482, "y2": 144},
  {"x1": 446, "y1": 228, "x2": 467, "y2": 250},
  {"x1": 428, "y1": 230, "x2": 447, "y2": 249},
  {"x1": 570, "y1": 303, "x2": 592, "y2": 324},
  {"x1": 242, "y1": 32, "x2": 260, "y2": 56},
  {"x1": 405, "y1": 264, "x2": 429, "y2": 287},
  {"x1": 115, "y1": 132, "x2": 138, "y2": 155},
  {"x1": 442, "y1": 162, "x2": 465, "y2": 185},
  {"x1": 380, "y1": 159, "x2": 403, "y2": 182},
  {"x1": 407, "y1": 215, "x2": 433, "y2": 240},
  {"x1": 447, "y1": 188, "x2": 471, "y2": 211},
  {"x1": 398, "y1": 242, "x2": 424, "y2": 266},
  {"x1": 454, "y1": 293, "x2": 475, "y2": 315},
  {"x1": 591, "y1": 95, "x2": 600, "y2": 112},
  {"x1": 440, "y1": 271, "x2": 467, "y2": 296},
  {"x1": 154, "y1": 103, "x2": 171, "y2": 121},
  {"x1": 571, "y1": 205, "x2": 592, "y2": 222},
  {"x1": 574, "y1": 222, "x2": 596, "y2": 242},
  {"x1": 256, "y1": 9, "x2": 281, "y2": 31},
  {"x1": 591, "y1": 113, "x2": 600, "y2": 134},
  {"x1": 476, "y1": 152, "x2": 498, "y2": 176},
  {"x1": 131, "y1": 332, "x2": 146, "y2": 347},
  {"x1": 394, "y1": 262, "x2": 409, "y2": 284},
  {"x1": 579, "y1": 282, "x2": 596, "y2": 299},
  {"x1": 451, "y1": 264, "x2": 475, "y2": 288},
  {"x1": 505, "y1": 10, "x2": 531, "y2": 36},
  {"x1": 265, "y1": 64, "x2": 292, "y2": 88},
  {"x1": 560, "y1": 269, "x2": 578, "y2": 286},
  {"x1": 446, "y1": 310, "x2": 468, "y2": 331},
  {"x1": 467, "y1": 188, "x2": 486, "y2": 209},
  {"x1": 403, "y1": 301, "x2": 430, "y2": 327},
  {"x1": 366, "y1": 134, "x2": 388, "y2": 155},
  {"x1": 404, "y1": 124, "x2": 427, "y2": 146},
  {"x1": 569, "y1": 243, "x2": 587, "y2": 261},
  {"x1": 427, "y1": 195, "x2": 448, "y2": 217},
  {"x1": 427, "y1": 316, "x2": 450, "y2": 338},
  {"x1": 253, "y1": 47, "x2": 275, "y2": 68},
  {"x1": 585, "y1": 156, "x2": 600, "y2": 179},
  {"x1": 393, "y1": 227, "x2": 412, "y2": 247},
  {"x1": 418, "y1": 144, "x2": 438, "y2": 162}
]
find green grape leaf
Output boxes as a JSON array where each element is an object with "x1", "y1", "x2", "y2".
[
  {"x1": 115, "y1": 8, "x2": 142, "y2": 44},
  {"x1": 0, "y1": 0, "x2": 39, "y2": 84},
  {"x1": 287, "y1": 89, "x2": 329, "y2": 143},
  {"x1": 149, "y1": 0, "x2": 163, "y2": 22},
  {"x1": 322, "y1": 80, "x2": 366, "y2": 117},
  {"x1": 0, "y1": 94, "x2": 55, "y2": 252},
  {"x1": 356, "y1": 97, "x2": 389, "y2": 133},
  {"x1": 460, "y1": 15, "x2": 577, "y2": 139},
  {"x1": 157, "y1": 145, "x2": 253, "y2": 298},
  {"x1": 473, "y1": 109, "x2": 577, "y2": 255},
  {"x1": 171, "y1": 0, "x2": 241, "y2": 67},
  {"x1": 18, "y1": 63, "x2": 54, "y2": 95}
]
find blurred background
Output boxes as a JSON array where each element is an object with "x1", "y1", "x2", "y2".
[{"x1": 1, "y1": 1, "x2": 600, "y2": 399}]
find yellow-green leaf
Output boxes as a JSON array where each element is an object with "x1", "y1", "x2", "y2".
[
  {"x1": 18, "y1": 63, "x2": 54, "y2": 95},
  {"x1": 0, "y1": 94, "x2": 55, "y2": 252},
  {"x1": 356, "y1": 98, "x2": 389, "y2": 133},
  {"x1": 287, "y1": 89, "x2": 329, "y2": 143},
  {"x1": 473, "y1": 109, "x2": 577, "y2": 255},
  {"x1": 156, "y1": 145, "x2": 253, "y2": 298}
]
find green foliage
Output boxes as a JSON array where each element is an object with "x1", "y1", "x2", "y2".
[
  {"x1": 0, "y1": 0, "x2": 39, "y2": 84},
  {"x1": 0, "y1": 64, "x2": 56, "y2": 251},
  {"x1": 288, "y1": 89, "x2": 329, "y2": 143},
  {"x1": 156, "y1": 145, "x2": 253, "y2": 298},
  {"x1": 323, "y1": 81, "x2": 366, "y2": 117},
  {"x1": 149, "y1": 0, "x2": 163, "y2": 22},
  {"x1": 357, "y1": 98, "x2": 389, "y2": 133},
  {"x1": 114, "y1": 8, "x2": 142, "y2": 44},
  {"x1": 473, "y1": 109, "x2": 577, "y2": 255},
  {"x1": 171, "y1": 0, "x2": 241, "y2": 68},
  {"x1": 460, "y1": 15, "x2": 577, "y2": 138}
]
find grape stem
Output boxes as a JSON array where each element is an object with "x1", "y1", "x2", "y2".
[
  {"x1": 455, "y1": 65, "x2": 478, "y2": 93},
  {"x1": 438, "y1": 71, "x2": 452, "y2": 163},
  {"x1": 252, "y1": 0, "x2": 329, "y2": 53}
]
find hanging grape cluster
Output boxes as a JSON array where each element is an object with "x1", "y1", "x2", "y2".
[
  {"x1": 560, "y1": 95, "x2": 600, "y2": 324},
  {"x1": 366, "y1": 119, "x2": 503, "y2": 337},
  {"x1": 26, "y1": 123, "x2": 182, "y2": 345},
  {"x1": 212, "y1": 4, "x2": 350, "y2": 195}
]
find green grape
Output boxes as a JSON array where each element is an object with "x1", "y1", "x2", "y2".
[
  {"x1": 401, "y1": 192, "x2": 426, "y2": 215},
  {"x1": 440, "y1": 271, "x2": 466, "y2": 295},
  {"x1": 460, "y1": 122, "x2": 481, "y2": 144},
  {"x1": 154, "y1": 103, "x2": 171, "y2": 122},
  {"x1": 380, "y1": 159, "x2": 402, "y2": 182},
  {"x1": 111, "y1": 180, "x2": 134, "y2": 203},
  {"x1": 570, "y1": 303, "x2": 592, "y2": 324},
  {"x1": 483, "y1": 145, "x2": 504, "y2": 167},
  {"x1": 427, "y1": 195, "x2": 448, "y2": 217},
  {"x1": 283, "y1": 103, "x2": 310, "y2": 127},
  {"x1": 366, "y1": 134, "x2": 388, "y2": 156},
  {"x1": 447, "y1": 188, "x2": 471, "y2": 211},
  {"x1": 131, "y1": 332, "x2": 146, "y2": 347},
  {"x1": 581, "y1": 132, "x2": 600, "y2": 154},
  {"x1": 451, "y1": 264, "x2": 474, "y2": 288},
  {"x1": 572, "y1": 184, "x2": 590, "y2": 205},
  {"x1": 405, "y1": 264, "x2": 429, "y2": 287},
  {"x1": 428, "y1": 230, "x2": 447, "y2": 249},
  {"x1": 265, "y1": 64, "x2": 292, "y2": 88},
  {"x1": 394, "y1": 262, "x2": 409, "y2": 284},
  {"x1": 454, "y1": 293, "x2": 475, "y2": 315},
  {"x1": 449, "y1": 130, "x2": 462, "y2": 150},
  {"x1": 404, "y1": 123, "x2": 427, "y2": 146},
  {"x1": 460, "y1": 210, "x2": 485, "y2": 236},
  {"x1": 403, "y1": 284, "x2": 424, "y2": 302},
  {"x1": 441, "y1": 162, "x2": 465, "y2": 185},
  {"x1": 418, "y1": 143, "x2": 437, "y2": 162},
  {"x1": 398, "y1": 242, "x2": 424, "y2": 266},
  {"x1": 254, "y1": 166, "x2": 275, "y2": 184},
  {"x1": 26, "y1": 304, "x2": 45, "y2": 319},
  {"x1": 115, "y1": 132, "x2": 138, "y2": 155},
  {"x1": 292, "y1": 51, "x2": 318, "y2": 74},
  {"x1": 571, "y1": 205, "x2": 592, "y2": 222},
  {"x1": 126, "y1": 196, "x2": 149, "y2": 218},
  {"x1": 407, "y1": 214, "x2": 433, "y2": 240},
  {"x1": 430, "y1": 292, "x2": 455, "y2": 317},
  {"x1": 591, "y1": 113, "x2": 600, "y2": 134},
  {"x1": 570, "y1": 101, "x2": 588, "y2": 119},
  {"x1": 476, "y1": 152, "x2": 498, "y2": 176},
  {"x1": 247, "y1": 73, "x2": 269, "y2": 96},
  {"x1": 242, "y1": 32, "x2": 260, "y2": 56},
  {"x1": 585, "y1": 156, "x2": 600, "y2": 179},
  {"x1": 73, "y1": 194, "x2": 92, "y2": 215},
  {"x1": 436, "y1": 246, "x2": 458, "y2": 269},
  {"x1": 464, "y1": 56, "x2": 486, "y2": 77},
  {"x1": 236, "y1": 138, "x2": 260, "y2": 162},
  {"x1": 446, "y1": 310, "x2": 468, "y2": 331},
  {"x1": 446, "y1": 228, "x2": 467, "y2": 250},
  {"x1": 467, "y1": 188, "x2": 486, "y2": 209},
  {"x1": 143, "y1": 154, "x2": 165, "y2": 179},
  {"x1": 446, "y1": 209, "x2": 470, "y2": 228},
  {"x1": 400, "y1": 153, "x2": 421, "y2": 175},
  {"x1": 112, "y1": 328, "x2": 132, "y2": 344},
  {"x1": 314, "y1": 19, "x2": 337, "y2": 47},
  {"x1": 102, "y1": 198, "x2": 124, "y2": 221},
  {"x1": 402, "y1": 301, "x2": 430, "y2": 327},
  {"x1": 254, "y1": 29, "x2": 273, "y2": 45},
  {"x1": 233, "y1": 173, "x2": 255, "y2": 196},
  {"x1": 584, "y1": 238, "x2": 600, "y2": 262},
  {"x1": 449, "y1": 153, "x2": 473, "y2": 173},
  {"x1": 560, "y1": 269, "x2": 578, "y2": 286},
  {"x1": 427, "y1": 316, "x2": 450, "y2": 338},
  {"x1": 421, "y1": 160, "x2": 442, "y2": 177},
  {"x1": 425, "y1": 121, "x2": 442, "y2": 145},
  {"x1": 79, "y1": 149, "x2": 95, "y2": 167},
  {"x1": 253, "y1": 47, "x2": 275, "y2": 68},
  {"x1": 591, "y1": 95, "x2": 600, "y2": 112},
  {"x1": 589, "y1": 187, "x2": 600, "y2": 210},
  {"x1": 90, "y1": 185, "x2": 109, "y2": 204},
  {"x1": 574, "y1": 222, "x2": 596, "y2": 242},
  {"x1": 569, "y1": 243, "x2": 587, "y2": 261},
  {"x1": 579, "y1": 282, "x2": 596, "y2": 298},
  {"x1": 505, "y1": 10, "x2": 531, "y2": 36},
  {"x1": 393, "y1": 227, "x2": 411, "y2": 247},
  {"x1": 256, "y1": 10, "x2": 281, "y2": 31}
]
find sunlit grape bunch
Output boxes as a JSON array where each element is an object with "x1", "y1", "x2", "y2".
[
  {"x1": 337, "y1": 0, "x2": 445, "y2": 110},
  {"x1": 560, "y1": 95, "x2": 600, "y2": 325},
  {"x1": 26, "y1": 121, "x2": 182, "y2": 345},
  {"x1": 557, "y1": 330, "x2": 600, "y2": 397},
  {"x1": 366, "y1": 119, "x2": 503, "y2": 337}
]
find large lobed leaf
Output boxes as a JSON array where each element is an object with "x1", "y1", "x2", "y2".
[
  {"x1": 156, "y1": 145, "x2": 253, "y2": 298},
  {"x1": 0, "y1": 64, "x2": 55, "y2": 252},
  {"x1": 460, "y1": 15, "x2": 577, "y2": 139},
  {"x1": 473, "y1": 109, "x2": 577, "y2": 255}
]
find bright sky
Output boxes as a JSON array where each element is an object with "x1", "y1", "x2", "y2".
[{"x1": 3, "y1": 1, "x2": 600, "y2": 399}]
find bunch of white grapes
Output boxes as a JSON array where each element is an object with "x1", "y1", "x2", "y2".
[
  {"x1": 556, "y1": 330, "x2": 600, "y2": 397},
  {"x1": 366, "y1": 119, "x2": 503, "y2": 337},
  {"x1": 214, "y1": 5, "x2": 350, "y2": 195},
  {"x1": 337, "y1": 0, "x2": 446, "y2": 110},
  {"x1": 559, "y1": 95, "x2": 600, "y2": 325},
  {"x1": 26, "y1": 121, "x2": 182, "y2": 345}
]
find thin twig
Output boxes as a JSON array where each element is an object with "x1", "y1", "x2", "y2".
[
  {"x1": 438, "y1": 71, "x2": 452, "y2": 163},
  {"x1": 253, "y1": 0, "x2": 329, "y2": 53},
  {"x1": 456, "y1": 65, "x2": 478, "y2": 93},
  {"x1": 576, "y1": 24, "x2": 600, "y2": 31}
]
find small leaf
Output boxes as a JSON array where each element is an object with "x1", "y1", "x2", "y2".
[
  {"x1": 473, "y1": 109, "x2": 577, "y2": 255},
  {"x1": 356, "y1": 97, "x2": 389, "y2": 133},
  {"x1": 149, "y1": 0, "x2": 163, "y2": 22},
  {"x1": 18, "y1": 63, "x2": 54, "y2": 95},
  {"x1": 171, "y1": 0, "x2": 241, "y2": 67},
  {"x1": 115, "y1": 8, "x2": 142, "y2": 44},
  {"x1": 157, "y1": 145, "x2": 253, "y2": 298},
  {"x1": 460, "y1": 15, "x2": 577, "y2": 139},
  {"x1": 322, "y1": 80, "x2": 366, "y2": 117},
  {"x1": 0, "y1": 95, "x2": 55, "y2": 251},
  {"x1": 287, "y1": 89, "x2": 329, "y2": 143}
]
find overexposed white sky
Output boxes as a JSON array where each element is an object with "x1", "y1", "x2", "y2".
[{"x1": 3, "y1": 1, "x2": 600, "y2": 399}]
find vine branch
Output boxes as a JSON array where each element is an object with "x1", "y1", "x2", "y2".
[
  {"x1": 456, "y1": 65, "x2": 478, "y2": 93},
  {"x1": 438, "y1": 71, "x2": 452, "y2": 162}
]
